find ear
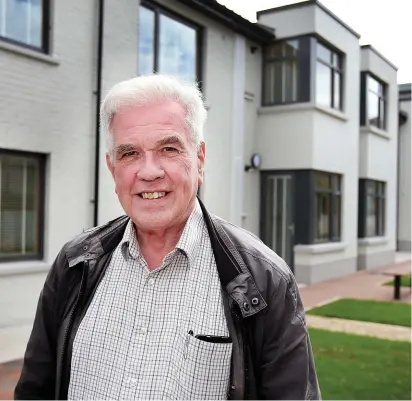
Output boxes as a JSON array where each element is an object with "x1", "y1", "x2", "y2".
[
  {"x1": 106, "y1": 152, "x2": 115, "y2": 178},
  {"x1": 197, "y1": 142, "x2": 206, "y2": 186}
]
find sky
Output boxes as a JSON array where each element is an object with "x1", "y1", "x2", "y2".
[{"x1": 218, "y1": 0, "x2": 411, "y2": 84}]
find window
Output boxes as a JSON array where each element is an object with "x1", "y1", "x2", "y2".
[
  {"x1": 316, "y1": 42, "x2": 343, "y2": 110},
  {"x1": 358, "y1": 179, "x2": 385, "y2": 238},
  {"x1": 138, "y1": 4, "x2": 200, "y2": 83},
  {"x1": 0, "y1": 151, "x2": 45, "y2": 261},
  {"x1": 0, "y1": 0, "x2": 49, "y2": 51},
  {"x1": 262, "y1": 37, "x2": 310, "y2": 106},
  {"x1": 314, "y1": 172, "x2": 341, "y2": 242},
  {"x1": 361, "y1": 74, "x2": 387, "y2": 130}
]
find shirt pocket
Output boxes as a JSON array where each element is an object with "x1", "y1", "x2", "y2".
[{"x1": 176, "y1": 335, "x2": 233, "y2": 400}]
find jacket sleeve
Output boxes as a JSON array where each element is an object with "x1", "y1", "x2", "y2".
[
  {"x1": 258, "y1": 274, "x2": 321, "y2": 400},
  {"x1": 14, "y1": 251, "x2": 63, "y2": 400}
]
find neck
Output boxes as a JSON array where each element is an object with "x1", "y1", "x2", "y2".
[{"x1": 135, "y1": 203, "x2": 196, "y2": 270}]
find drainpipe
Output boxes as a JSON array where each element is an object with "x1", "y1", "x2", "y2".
[{"x1": 93, "y1": 0, "x2": 104, "y2": 227}]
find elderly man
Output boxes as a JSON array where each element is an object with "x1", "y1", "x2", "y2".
[{"x1": 15, "y1": 75, "x2": 320, "y2": 400}]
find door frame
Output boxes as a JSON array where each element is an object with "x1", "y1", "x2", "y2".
[{"x1": 260, "y1": 170, "x2": 296, "y2": 273}]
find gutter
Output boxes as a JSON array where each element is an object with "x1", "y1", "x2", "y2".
[{"x1": 93, "y1": 0, "x2": 104, "y2": 227}]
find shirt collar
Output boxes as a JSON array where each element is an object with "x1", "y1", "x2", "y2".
[{"x1": 120, "y1": 200, "x2": 204, "y2": 268}]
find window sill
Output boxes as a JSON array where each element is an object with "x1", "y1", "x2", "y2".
[
  {"x1": 358, "y1": 236, "x2": 389, "y2": 247},
  {"x1": 360, "y1": 126, "x2": 390, "y2": 140},
  {"x1": 294, "y1": 242, "x2": 346, "y2": 255},
  {"x1": 315, "y1": 105, "x2": 348, "y2": 121},
  {"x1": 0, "y1": 261, "x2": 50, "y2": 277},
  {"x1": 258, "y1": 102, "x2": 314, "y2": 115},
  {"x1": 0, "y1": 40, "x2": 60, "y2": 65}
]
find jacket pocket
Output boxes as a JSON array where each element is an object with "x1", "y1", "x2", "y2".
[{"x1": 175, "y1": 335, "x2": 232, "y2": 400}]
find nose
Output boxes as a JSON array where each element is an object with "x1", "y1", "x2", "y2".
[{"x1": 136, "y1": 153, "x2": 165, "y2": 181}]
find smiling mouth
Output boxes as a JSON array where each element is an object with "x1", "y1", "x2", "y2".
[{"x1": 138, "y1": 191, "x2": 169, "y2": 200}]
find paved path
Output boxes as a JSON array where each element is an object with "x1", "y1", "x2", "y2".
[
  {"x1": 300, "y1": 260, "x2": 411, "y2": 310},
  {"x1": 306, "y1": 315, "x2": 411, "y2": 342}
]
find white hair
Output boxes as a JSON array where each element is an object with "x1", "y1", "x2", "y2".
[{"x1": 100, "y1": 74, "x2": 207, "y2": 160}]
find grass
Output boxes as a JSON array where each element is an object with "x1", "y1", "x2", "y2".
[
  {"x1": 310, "y1": 328, "x2": 411, "y2": 400},
  {"x1": 384, "y1": 275, "x2": 411, "y2": 288},
  {"x1": 308, "y1": 298, "x2": 411, "y2": 327}
]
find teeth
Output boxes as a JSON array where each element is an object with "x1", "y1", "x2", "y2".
[{"x1": 140, "y1": 192, "x2": 166, "y2": 199}]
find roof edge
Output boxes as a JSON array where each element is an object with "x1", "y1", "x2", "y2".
[
  {"x1": 176, "y1": 0, "x2": 275, "y2": 44},
  {"x1": 361, "y1": 45, "x2": 398, "y2": 71},
  {"x1": 257, "y1": 0, "x2": 361, "y2": 38}
]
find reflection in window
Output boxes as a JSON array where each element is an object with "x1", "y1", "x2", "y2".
[
  {"x1": 138, "y1": 6, "x2": 155, "y2": 76},
  {"x1": 361, "y1": 180, "x2": 385, "y2": 237},
  {"x1": 138, "y1": 5, "x2": 199, "y2": 83},
  {"x1": 315, "y1": 41, "x2": 343, "y2": 110},
  {"x1": 0, "y1": 152, "x2": 44, "y2": 260},
  {"x1": 365, "y1": 75, "x2": 386, "y2": 130},
  {"x1": 314, "y1": 172, "x2": 341, "y2": 242},
  {"x1": 263, "y1": 39, "x2": 307, "y2": 105},
  {"x1": 0, "y1": 0, "x2": 44, "y2": 49},
  {"x1": 159, "y1": 14, "x2": 196, "y2": 83}
]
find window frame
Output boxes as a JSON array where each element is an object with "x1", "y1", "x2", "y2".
[
  {"x1": 0, "y1": 0, "x2": 51, "y2": 53},
  {"x1": 262, "y1": 35, "x2": 311, "y2": 106},
  {"x1": 138, "y1": 0, "x2": 203, "y2": 90},
  {"x1": 312, "y1": 171, "x2": 342, "y2": 243},
  {"x1": 360, "y1": 72, "x2": 387, "y2": 130},
  {"x1": 315, "y1": 40, "x2": 344, "y2": 111},
  {"x1": 358, "y1": 179, "x2": 386, "y2": 238},
  {"x1": 0, "y1": 149, "x2": 46, "y2": 263}
]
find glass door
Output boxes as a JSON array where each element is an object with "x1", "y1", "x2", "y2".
[{"x1": 261, "y1": 174, "x2": 294, "y2": 269}]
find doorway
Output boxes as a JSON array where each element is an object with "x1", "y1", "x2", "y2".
[{"x1": 261, "y1": 173, "x2": 295, "y2": 270}]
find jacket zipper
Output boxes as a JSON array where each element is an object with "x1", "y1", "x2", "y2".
[
  {"x1": 58, "y1": 261, "x2": 88, "y2": 398},
  {"x1": 229, "y1": 305, "x2": 248, "y2": 400}
]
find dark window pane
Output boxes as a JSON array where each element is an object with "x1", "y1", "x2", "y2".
[
  {"x1": 379, "y1": 98, "x2": 386, "y2": 129},
  {"x1": 158, "y1": 14, "x2": 197, "y2": 83},
  {"x1": 284, "y1": 59, "x2": 298, "y2": 102},
  {"x1": 332, "y1": 52, "x2": 342, "y2": 69},
  {"x1": 2, "y1": 0, "x2": 43, "y2": 48},
  {"x1": 333, "y1": 71, "x2": 342, "y2": 109},
  {"x1": 378, "y1": 198, "x2": 385, "y2": 235},
  {"x1": 315, "y1": 193, "x2": 330, "y2": 241},
  {"x1": 265, "y1": 42, "x2": 283, "y2": 58},
  {"x1": 317, "y1": 42, "x2": 331, "y2": 64},
  {"x1": 25, "y1": 160, "x2": 40, "y2": 254},
  {"x1": 0, "y1": 153, "x2": 42, "y2": 258},
  {"x1": 138, "y1": 6, "x2": 155, "y2": 76},
  {"x1": 1, "y1": 156, "x2": 24, "y2": 255},
  {"x1": 367, "y1": 91, "x2": 379, "y2": 127},
  {"x1": 284, "y1": 40, "x2": 299, "y2": 58},
  {"x1": 333, "y1": 195, "x2": 341, "y2": 240},
  {"x1": 316, "y1": 61, "x2": 332, "y2": 107},
  {"x1": 366, "y1": 194, "x2": 376, "y2": 236},
  {"x1": 316, "y1": 172, "x2": 330, "y2": 190}
]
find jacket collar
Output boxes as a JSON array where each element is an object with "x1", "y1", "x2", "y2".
[{"x1": 65, "y1": 198, "x2": 266, "y2": 318}]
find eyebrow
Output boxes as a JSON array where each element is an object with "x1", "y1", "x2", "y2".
[
  {"x1": 115, "y1": 144, "x2": 135, "y2": 158},
  {"x1": 155, "y1": 135, "x2": 186, "y2": 149}
]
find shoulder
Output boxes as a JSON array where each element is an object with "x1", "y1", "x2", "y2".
[{"x1": 211, "y1": 215, "x2": 295, "y2": 296}]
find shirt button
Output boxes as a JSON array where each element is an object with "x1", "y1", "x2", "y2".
[{"x1": 148, "y1": 278, "x2": 155, "y2": 286}]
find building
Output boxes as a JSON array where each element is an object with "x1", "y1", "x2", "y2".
[
  {"x1": 397, "y1": 84, "x2": 411, "y2": 252},
  {"x1": 0, "y1": 0, "x2": 410, "y2": 354}
]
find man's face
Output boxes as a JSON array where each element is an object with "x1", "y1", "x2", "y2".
[{"x1": 106, "y1": 99, "x2": 205, "y2": 232}]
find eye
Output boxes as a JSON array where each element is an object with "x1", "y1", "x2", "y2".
[
  {"x1": 163, "y1": 147, "x2": 178, "y2": 153},
  {"x1": 124, "y1": 151, "x2": 137, "y2": 157}
]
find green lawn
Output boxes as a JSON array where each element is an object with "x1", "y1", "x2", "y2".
[
  {"x1": 310, "y1": 328, "x2": 411, "y2": 400},
  {"x1": 384, "y1": 275, "x2": 411, "y2": 288},
  {"x1": 308, "y1": 298, "x2": 411, "y2": 327}
]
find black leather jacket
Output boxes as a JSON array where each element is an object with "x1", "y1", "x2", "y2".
[{"x1": 14, "y1": 199, "x2": 321, "y2": 400}]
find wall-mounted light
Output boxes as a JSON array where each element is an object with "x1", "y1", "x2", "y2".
[
  {"x1": 245, "y1": 153, "x2": 262, "y2": 172},
  {"x1": 250, "y1": 46, "x2": 258, "y2": 54}
]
